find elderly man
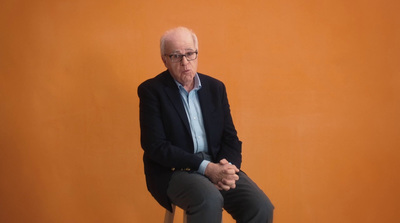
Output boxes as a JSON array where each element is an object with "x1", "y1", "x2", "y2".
[{"x1": 138, "y1": 27, "x2": 274, "y2": 223}]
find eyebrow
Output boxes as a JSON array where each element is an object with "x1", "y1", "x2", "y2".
[{"x1": 170, "y1": 49, "x2": 196, "y2": 54}]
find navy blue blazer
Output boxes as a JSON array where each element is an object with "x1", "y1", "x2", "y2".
[{"x1": 138, "y1": 70, "x2": 242, "y2": 211}]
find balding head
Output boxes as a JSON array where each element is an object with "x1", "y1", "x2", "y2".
[
  {"x1": 159, "y1": 27, "x2": 199, "y2": 91},
  {"x1": 160, "y1": 27, "x2": 198, "y2": 56}
]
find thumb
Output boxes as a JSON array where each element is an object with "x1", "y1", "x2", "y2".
[{"x1": 219, "y1": 159, "x2": 229, "y2": 165}]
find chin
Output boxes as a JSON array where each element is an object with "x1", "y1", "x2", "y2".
[
  {"x1": 179, "y1": 75, "x2": 193, "y2": 84},
  {"x1": 181, "y1": 71, "x2": 193, "y2": 78}
]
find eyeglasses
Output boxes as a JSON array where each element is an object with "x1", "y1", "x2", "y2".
[{"x1": 165, "y1": 51, "x2": 198, "y2": 63}]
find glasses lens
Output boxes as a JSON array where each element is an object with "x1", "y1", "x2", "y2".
[
  {"x1": 168, "y1": 51, "x2": 197, "y2": 62},
  {"x1": 186, "y1": 52, "x2": 197, "y2": 61},
  {"x1": 170, "y1": 54, "x2": 182, "y2": 62}
]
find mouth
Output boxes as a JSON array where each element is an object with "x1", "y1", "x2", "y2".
[{"x1": 182, "y1": 69, "x2": 191, "y2": 74}]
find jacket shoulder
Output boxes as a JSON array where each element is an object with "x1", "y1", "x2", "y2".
[
  {"x1": 198, "y1": 72, "x2": 224, "y2": 87},
  {"x1": 137, "y1": 70, "x2": 174, "y2": 94}
]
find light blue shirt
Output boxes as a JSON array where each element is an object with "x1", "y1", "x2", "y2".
[{"x1": 175, "y1": 74, "x2": 210, "y2": 175}]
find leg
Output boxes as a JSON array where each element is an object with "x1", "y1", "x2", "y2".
[
  {"x1": 221, "y1": 171, "x2": 274, "y2": 223},
  {"x1": 167, "y1": 171, "x2": 223, "y2": 223}
]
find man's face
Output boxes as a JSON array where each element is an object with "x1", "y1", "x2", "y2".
[{"x1": 162, "y1": 31, "x2": 198, "y2": 88}]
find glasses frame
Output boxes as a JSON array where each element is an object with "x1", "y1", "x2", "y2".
[{"x1": 165, "y1": 51, "x2": 198, "y2": 63}]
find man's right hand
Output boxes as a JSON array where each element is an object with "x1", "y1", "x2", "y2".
[{"x1": 204, "y1": 159, "x2": 239, "y2": 191}]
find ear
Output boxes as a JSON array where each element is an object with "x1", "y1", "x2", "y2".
[{"x1": 161, "y1": 56, "x2": 167, "y2": 67}]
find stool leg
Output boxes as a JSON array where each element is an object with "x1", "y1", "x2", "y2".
[
  {"x1": 164, "y1": 205, "x2": 176, "y2": 223},
  {"x1": 183, "y1": 210, "x2": 187, "y2": 223},
  {"x1": 165, "y1": 205, "x2": 223, "y2": 223}
]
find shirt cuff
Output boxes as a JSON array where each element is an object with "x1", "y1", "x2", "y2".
[{"x1": 197, "y1": 160, "x2": 210, "y2": 175}]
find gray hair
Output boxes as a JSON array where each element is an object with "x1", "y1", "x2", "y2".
[{"x1": 160, "y1": 27, "x2": 198, "y2": 56}]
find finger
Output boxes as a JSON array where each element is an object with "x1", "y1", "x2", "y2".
[
  {"x1": 223, "y1": 163, "x2": 239, "y2": 173},
  {"x1": 224, "y1": 169, "x2": 240, "y2": 177},
  {"x1": 222, "y1": 179, "x2": 235, "y2": 186},
  {"x1": 223, "y1": 168, "x2": 236, "y2": 175},
  {"x1": 229, "y1": 164, "x2": 240, "y2": 173},
  {"x1": 219, "y1": 159, "x2": 228, "y2": 165},
  {"x1": 228, "y1": 174, "x2": 239, "y2": 181},
  {"x1": 221, "y1": 180, "x2": 236, "y2": 189},
  {"x1": 223, "y1": 173, "x2": 239, "y2": 182},
  {"x1": 218, "y1": 181, "x2": 231, "y2": 191},
  {"x1": 214, "y1": 184, "x2": 223, "y2": 191}
]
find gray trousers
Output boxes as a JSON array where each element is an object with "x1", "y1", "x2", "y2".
[{"x1": 167, "y1": 169, "x2": 274, "y2": 223}]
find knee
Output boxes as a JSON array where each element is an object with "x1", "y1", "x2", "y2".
[
  {"x1": 254, "y1": 196, "x2": 274, "y2": 222},
  {"x1": 184, "y1": 187, "x2": 223, "y2": 221},
  {"x1": 264, "y1": 199, "x2": 275, "y2": 221},
  {"x1": 196, "y1": 187, "x2": 224, "y2": 210}
]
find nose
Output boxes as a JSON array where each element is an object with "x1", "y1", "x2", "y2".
[{"x1": 180, "y1": 55, "x2": 189, "y2": 65}]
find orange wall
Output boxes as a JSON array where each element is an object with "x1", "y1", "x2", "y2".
[{"x1": 1, "y1": 1, "x2": 399, "y2": 222}]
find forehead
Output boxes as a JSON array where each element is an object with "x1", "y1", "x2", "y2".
[{"x1": 165, "y1": 31, "x2": 196, "y2": 53}]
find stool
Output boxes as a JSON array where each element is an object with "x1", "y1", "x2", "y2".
[
  {"x1": 164, "y1": 205, "x2": 223, "y2": 223},
  {"x1": 164, "y1": 205, "x2": 186, "y2": 223}
]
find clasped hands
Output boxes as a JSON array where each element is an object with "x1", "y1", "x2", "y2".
[{"x1": 204, "y1": 159, "x2": 240, "y2": 191}]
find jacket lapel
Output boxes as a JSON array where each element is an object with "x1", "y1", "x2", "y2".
[
  {"x1": 162, "y1": 72, "x2": 191, "y2": 134},
  {"x1": 197, "y1": 75, "x2": 216, "y2": 156}
]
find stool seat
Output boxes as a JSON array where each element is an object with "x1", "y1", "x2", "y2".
[{"x1": 164, "y1": 205, "x2": 222, "y2": 223}]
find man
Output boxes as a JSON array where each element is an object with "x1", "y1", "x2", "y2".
[{"x1": 138, "y1": 27, "x2": 274, "y2": 223}]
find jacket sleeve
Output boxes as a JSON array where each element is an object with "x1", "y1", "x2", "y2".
[{"x1": 216, "y1": 82, "x2": 243, "y2": 169}]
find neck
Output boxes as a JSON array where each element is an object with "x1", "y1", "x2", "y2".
[{"x1": 183, "y1": 81, "x2": 194, "y2": 92}]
